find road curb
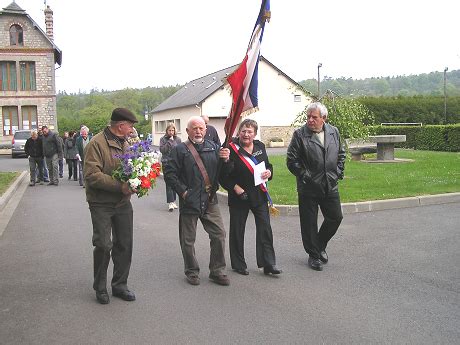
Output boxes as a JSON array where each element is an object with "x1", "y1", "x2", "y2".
[
  {"x1": 0, "y1": 170, "x2": 28, "y2": 212},
  {"x1": 111, "y1": 174, "x2": 460, "y2": 216},
  {"x1": 216, "y1": 191, "x2": 460, "y2": 216}
]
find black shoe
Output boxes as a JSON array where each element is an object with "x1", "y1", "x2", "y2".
[
  {"x1": 319, "y1": 250, "x2": 328, "y2": 264},
  {"x1": 112, "y1": 289, "x2": 136, "y2": 301},
  {"x1": 263, "y1": 265, "x2": 282, "y2": 275},
  {"x1": 233, "y1": 268, "x2": 249, "y2": 275},
  {"x1": 209, "y1": 273, "x2": 230, "y2": 286},
  {"x1": 68, "y1": 176, "x2": 71, "y2": 180},
  {"x1": 44, "y1": 180, "x2": 50, "y2": 183},
  {"x1": 308, "y1": 257, "x2": 323, "y2": 271},
  {"x1": 96, "y1": 290, "x2": 110, "y2": 304},
  {"x1": 186, "y1": 273, "x2": 200, "y2": 285}
]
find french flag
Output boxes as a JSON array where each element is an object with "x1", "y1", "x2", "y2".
[{"x1": 224, "y1": 0, "x2": 271, "y2": 143}]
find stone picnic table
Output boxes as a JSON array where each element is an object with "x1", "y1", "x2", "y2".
[{"x1": 368, "y1": 135, "x2": 406, "y2": 160}]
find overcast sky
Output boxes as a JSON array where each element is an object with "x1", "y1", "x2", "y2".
[{"x1": 9, "y1": 0, "x2": 460, "y2": 93}]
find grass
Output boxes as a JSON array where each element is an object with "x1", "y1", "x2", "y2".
[
  {"x1": 267, "y1": 149, "x2": 460, "y2": 204},
  {"x1": 0, "y1": 172, "x2": 21, "y2": 196}
]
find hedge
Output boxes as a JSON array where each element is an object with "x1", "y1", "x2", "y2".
[{"x1": 371, "y1": 124, "x2": 460, "y2": 152}]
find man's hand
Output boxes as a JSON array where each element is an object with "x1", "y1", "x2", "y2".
[
  {"x1": 219, "y1": 148, "x2": 230, "y2": 162},
  {"x1": 233, "y1": 184, "x2": 245, "y2": 195},
  {"x1": 121, "y1": 182, "x2": 136, "y2": 195}
]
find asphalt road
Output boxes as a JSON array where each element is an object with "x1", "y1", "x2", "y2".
[{"x1": 0, "y1": 156, "x2": 459, "y2": 344}]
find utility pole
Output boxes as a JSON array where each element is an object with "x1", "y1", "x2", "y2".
[
  {"x1": 317, "y1": 63, "x2": 322, "y2": 99},
  {"x1": 444, "y1": 67, "x2": 448, "y2": 123}
]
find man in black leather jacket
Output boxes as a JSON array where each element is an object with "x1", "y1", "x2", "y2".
[
  {"x1": 286, "y1": 102, "x2": 346, "y2": 271},
  {"x1": 164, "y1": 116, "x2": 231, "y2": 286}
]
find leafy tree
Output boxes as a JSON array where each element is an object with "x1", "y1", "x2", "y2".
[{"x1": 293, "y1": 90, "x2": 375, "y2": 140}]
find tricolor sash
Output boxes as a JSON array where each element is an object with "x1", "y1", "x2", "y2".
[{"x1": 229, "y1": 142, "x2": 273, "y2": 206}]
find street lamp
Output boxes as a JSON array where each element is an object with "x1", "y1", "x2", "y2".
[
  {"x1": 444, "y1": 67, "x2": 448, "y2": 124},
  {"x1": 144, "y1": 106, "x2": 149, "y2": 121},
  {"x1": 317, "y1": 63, "x2": 322, "y2": 98}
]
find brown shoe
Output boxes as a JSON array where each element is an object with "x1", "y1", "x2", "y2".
[
  {"x1": 209, "y1": 273, "x2": 230, "y2": 286},
  {"x1": 186, "y1": 273, "x2": 200, "y2": 286}
]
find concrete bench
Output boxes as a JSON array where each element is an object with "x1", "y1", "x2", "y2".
[
  {"x1": 349, "y1": 146, "x2": 377, "y2": 161},
  {"x1": 346, "y1": 139, "x2": 377, "y2": 161},
  {"x1": 368, "y1": 135, "x2": 406, "y2": 160}
]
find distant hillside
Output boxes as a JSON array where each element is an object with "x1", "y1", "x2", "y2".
[{"x1": 300, "y1": 70, "x2": 460, "y2": 97}]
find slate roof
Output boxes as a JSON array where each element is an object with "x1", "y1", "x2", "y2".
[
  {"x1": 152, "y1": 56, "x2": 301, "y2": 114},
  {"x1": 1, "y1": 2, "x2": 62, "y2": 65}
]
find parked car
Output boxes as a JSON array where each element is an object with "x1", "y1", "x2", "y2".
[{"x1": 11, "y1": 130, "x2": 31, "y2": 158}]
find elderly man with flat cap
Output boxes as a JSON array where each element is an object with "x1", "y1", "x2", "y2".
[{"x1": 84, "y1": 107, "x2": 139, "y2": 304}]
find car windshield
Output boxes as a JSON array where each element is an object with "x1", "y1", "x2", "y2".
[{"x1": 14, "y1": 131, "x2": 31, "y2": 140}]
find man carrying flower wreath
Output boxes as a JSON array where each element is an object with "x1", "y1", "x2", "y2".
[{"x1": 84, "y1": 108, "x2": 139, "y2": 304}]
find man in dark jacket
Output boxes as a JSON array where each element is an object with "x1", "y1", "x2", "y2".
[
  {"x1": 201, "y1": 115, "x2": 221, "y2": 146},
  {"x1": 41, "y1": 125, "x2": 63, "y2": 186},
  {"x1": 286, "y1": 102, "x2": 346, "y2": 271},
  {"x1": 24, "y1": 130, "x2": 44, "y2": 186},
  {"x1": 164, "y1": 116, "x2": 230, "y2": 286}
]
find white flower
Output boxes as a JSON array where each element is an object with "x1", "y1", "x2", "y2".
[{"x1": 128, "y1": 178, "x2": 141, "y2": 189}]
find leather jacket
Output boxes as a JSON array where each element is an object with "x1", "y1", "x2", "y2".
[{"x1": 286, "y1": 123, "x2": 346, "y2": 197}]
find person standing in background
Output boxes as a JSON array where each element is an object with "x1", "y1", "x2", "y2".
[
  {"x1": 57, "y1": 132, "x2": 65, "y2": 178},
  {"x1": 24, "y1": 130, "x2": 44, "y2": 186},
  {"x1": 201, "y1": 115, "x2": 221, "y2": 146},
  {"x1": 76, "y1": 126, "x2": 91, "y2": 187},
  {"x1": 64, "y1": 131, "x2": 78, "y2": 181},
  {"x1": 41, "y1": 125, "x2": 63, "y2": 186},
  {"x1": 159, "y1": 123, "x2": 181, "y2": 211}
]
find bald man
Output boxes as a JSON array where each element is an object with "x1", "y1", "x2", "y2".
[{"x1": 164, "y1": 116, "x2": 230, "y2": 286}]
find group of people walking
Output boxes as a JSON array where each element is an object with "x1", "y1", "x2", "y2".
[
  {"x1": 83, "y1": 103, "x2": 346, "y2": 305},
  {"x1": 25, "y1": 125, "x2": 92, "y2": 187}
]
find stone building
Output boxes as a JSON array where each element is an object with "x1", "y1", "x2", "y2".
[{"x1": 0, "y1": 1, "x2": 61, "y2": 143}]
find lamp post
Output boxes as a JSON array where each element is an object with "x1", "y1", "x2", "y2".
[
  {"x1": 317, "y1": 63, "x2": 322, "y2": 99},
  {"x1": 144, "y1": 106, "x2": 149, "y2": 121},
  {"x1": 444, "y1": 67, "x2": 448, "y2": 124}
]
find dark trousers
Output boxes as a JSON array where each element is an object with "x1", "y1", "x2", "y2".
[
  {"x1": 67, "y1": 159, "x2": 78, "y2": 180},
  {"x1": 178, "y1": 203, "x2": 226, "y2": 276},
  {"x1": 165, "y1": 182, "x2": 176, "y2": 203},
  {"x1": 45, "y1": 154, "x2": 59, "y2": 184},
  {"x1": 298, "y1": 192, "x2": 343, "y2": 259},
  {"x1": 36, "y1": 158, "x2": 49, "y2": 181},
  {"x1": 89, "y1": 202, "x2": 133, "y2": 293},
  {"x1": 229, "y1": 203, "x2": 276, "y2": 269},
  {"x1": 58, "y1": 158, "x2": 64, "y2": 177},
  {"x1": 28, "y1": 156, "x2": 43, "y2": 183},
  {"x1": 78, "y1": 161, "x2": 84, "y2": 186}
]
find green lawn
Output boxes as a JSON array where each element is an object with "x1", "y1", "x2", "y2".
[
  {"x1": 267, "y1": 149, "x2": 460, "y2": 204},
  {"x1": 0, "y1": 172, "x2": 20, "y2": 196}
]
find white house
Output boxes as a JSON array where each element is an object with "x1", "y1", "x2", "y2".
[{"x1": 151, "y1": 56, "x2": 311, "y2": 146}]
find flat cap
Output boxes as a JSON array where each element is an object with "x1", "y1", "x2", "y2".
[{"x1": 111, "y1": 108, "x2": 138, "y2": 123}]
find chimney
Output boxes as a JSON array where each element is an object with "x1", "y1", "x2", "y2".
[{"x1": 44, "y1": 5, "x2": 54, "y2": 41}]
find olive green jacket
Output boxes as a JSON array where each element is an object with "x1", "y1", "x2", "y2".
[{"x1": 84, "y1": 127, "x2": 130, "y2": 206}]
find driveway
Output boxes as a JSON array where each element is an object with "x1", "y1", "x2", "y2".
[{"x1": 0, "y1": 161, "x2": 459, "y2": 344}]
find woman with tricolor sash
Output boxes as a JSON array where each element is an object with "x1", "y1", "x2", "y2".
[{"x1": 220, "y1": 119, "x2": 282, "y2": 276}]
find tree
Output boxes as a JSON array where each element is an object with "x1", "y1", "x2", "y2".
[{"x1": 293, "y1": 89, "x2": 375, "y2": 140}]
